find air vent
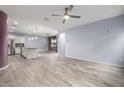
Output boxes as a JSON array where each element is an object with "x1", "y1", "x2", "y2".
[{"x1": 43, "y1": 18, "x2": 50, "y2": 21}]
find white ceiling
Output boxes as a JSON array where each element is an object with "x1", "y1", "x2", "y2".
[{"x1": 0, "y1": 5, "x2": 124, "y2": 36}]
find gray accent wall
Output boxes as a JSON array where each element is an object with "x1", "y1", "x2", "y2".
[{"x1": 60, "y1": 15, "x2": 124, "y2": 66}]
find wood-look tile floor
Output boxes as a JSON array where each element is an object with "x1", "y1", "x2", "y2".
[{"x1": 0, "y1": 53, "x2": 124, "y2": 87}]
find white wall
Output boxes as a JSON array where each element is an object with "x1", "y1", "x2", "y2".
[
  {"x1": 8, "y1": 34, "x2": 48, "y2": 53},
  {"x1": 59, "y1": 15, "x2": 124, "y2": 66},
  {"x1": 25, "y1": 35, "x2": 48, "y2": 51}
]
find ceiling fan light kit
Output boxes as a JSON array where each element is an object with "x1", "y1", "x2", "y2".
[
  {"x1": 51, "y1": 5, "x2": 81, "y2": 24},
  {"x1": 64, "y1": 15, "x2": 70, "y2": 19}
]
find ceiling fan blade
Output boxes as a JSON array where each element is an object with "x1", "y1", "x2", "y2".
[
  {"x1": 69, "y1": 15, "x2": 81, "y2": 18},
  {"x1": 68, "y1": 5, "x2": 74, "y2": 12},
  {"x1": 62, "y1": 19, "x2": 66, "y2": 23},
  {"x1": 51, "y1": 14, "x2": 63, "y2": 16}
]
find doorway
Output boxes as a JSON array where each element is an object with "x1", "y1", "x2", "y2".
[{"x1": 48, "y1": 36, "x2": 58, "y2": 52}]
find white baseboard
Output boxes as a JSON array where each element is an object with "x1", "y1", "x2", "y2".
[
  {"x1": 0, "y1": 63, "x2": 9, "y2": 71},
  {"x1": 65, "y1": 56, "x2": 124, "y2": 68}
]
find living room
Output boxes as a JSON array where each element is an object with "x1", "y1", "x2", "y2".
[{"x1": 0, "y1": 5, "x2": 124, "y2": 87}]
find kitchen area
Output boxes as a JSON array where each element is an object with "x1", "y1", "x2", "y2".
[{"x1": 8, "y1": 34, "x2": 25, "y2": 55}]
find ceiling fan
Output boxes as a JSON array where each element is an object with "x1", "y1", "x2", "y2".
[{"x1": 51, "y1": 5, "x2": 81, "y2": 23}]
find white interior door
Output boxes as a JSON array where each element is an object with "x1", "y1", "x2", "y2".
[{"x1": 58, "y1": 33, "x2": 65, "y2": 56}]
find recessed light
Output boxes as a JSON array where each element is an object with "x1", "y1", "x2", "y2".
[
  {"x1": 35, "y1": 36, "x2": 38, "y2": 39},
  {"x1": 32, "y1": 37, "x2": 34, "y2": 40},
  {"x1": 28, "y1": 38, "x2": 31, "y2": 41},
  {"x1": 14, "y1": 21, "x2": 18, "y2": 25},
  {"x1": 39, "y1": 27, "x2": 42, "y2": 30},
  {"x1": 12, "y1": 26, "x2": 16, "y2": 29}
]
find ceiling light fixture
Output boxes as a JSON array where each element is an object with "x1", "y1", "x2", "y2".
[
  {"x1": 12, "y1": 26, "x2": 16, "y2": 29},
  {"x1": 32, "y1": 37, "x2": 34, "y2": 40},
  {"x1": 64, "y1": 15, "x2": 70, "y2": 19},
  {"x1": 14, "y1": 21, "x2": 18, "y2": 25},
  {"x1": 35, "y1": 36, "x2": 38, "y2": 39},
  {"x1": 28, "y1": 38, "x2": 31, "y2": 41},
  {"x1": 39, "y1": 27, "x2": 42, "y2": 30}
]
